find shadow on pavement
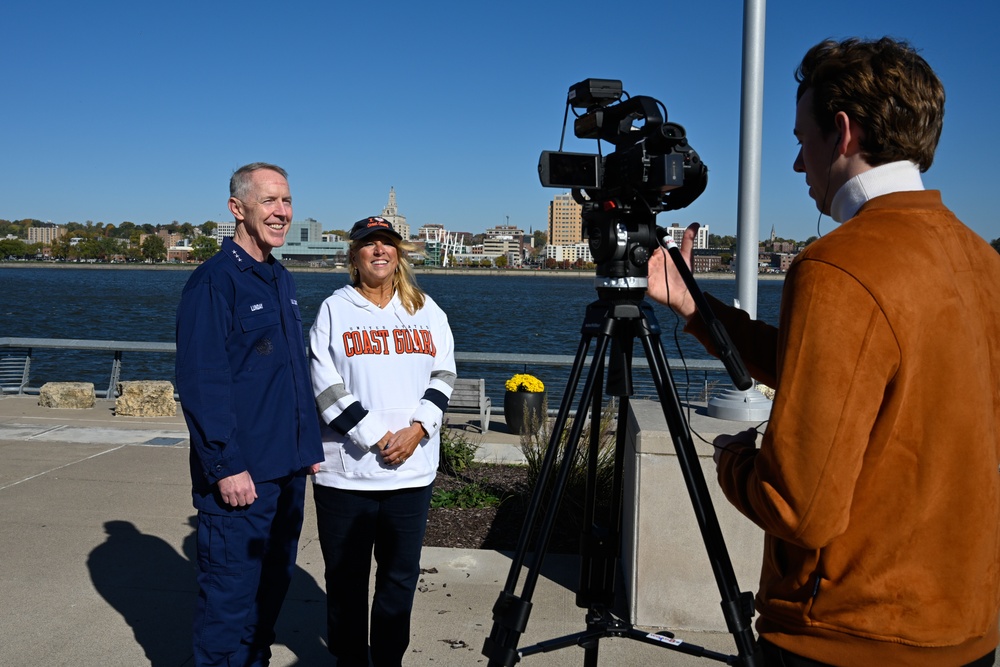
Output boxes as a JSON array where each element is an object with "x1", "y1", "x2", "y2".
[{"x1": 87, "y1": 516, "x2": 329, "y2": 666}]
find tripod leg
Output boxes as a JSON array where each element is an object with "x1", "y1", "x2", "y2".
[
  {"x1": 502, "y1": 332, "x2": 593, "y2": 589},
  {"x1": 524, "y1": 330, "x2": 614, "y2": 600},
  {"x1": 636, "y1": 304, "x2": 759, "y2": 666},
  {"x1": 486, "y1": 296, "x2": 760, "y2": 667},
  {"x1": 578, "y1": 387, "x2": 634, "y2": 667},
  {"x1": 576, "y1": 326, "x2": 644, "y2": 666},
  {"x1": 484, "y1": 313, "x2": 617, "y2": 667},
  {"x1": 577, "y1": 342, "x2": 632, "y2": 612},
  {"x1": 578, "y1": 351, "x2": 609, "y2": 609}
]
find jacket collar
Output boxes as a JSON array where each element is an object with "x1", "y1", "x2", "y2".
[{"x1": 221, "y1": 236, "x2": 280, "y2": 274}]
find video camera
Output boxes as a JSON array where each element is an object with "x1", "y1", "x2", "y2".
[{"x1": 538, "y1": 78, "x2": 707, "y2": 289}]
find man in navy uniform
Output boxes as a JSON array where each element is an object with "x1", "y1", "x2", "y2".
[{"x1": 176, "y1": 162, "x2": 324, "y2": 666}]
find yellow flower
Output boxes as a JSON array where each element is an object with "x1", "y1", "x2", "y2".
[{"x1": 505, "y1": 373, "x2": 545, "y2": 393}]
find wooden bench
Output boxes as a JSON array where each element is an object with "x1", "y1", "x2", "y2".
[{"x1": 449, "y1": 378, "x2": 492, "y2": 434}]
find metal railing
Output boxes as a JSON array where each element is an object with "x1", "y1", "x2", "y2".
[
  {"x1": 0, "y1": 337, "x2": 175, "y2": 398},
  {"x1": 0, "y1": 337, "x2": 734, "y2": 408}
]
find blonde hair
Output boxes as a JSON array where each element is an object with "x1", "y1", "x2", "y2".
[{"x1": 349, "y1": 236, "x2": 425, "y2": 315}]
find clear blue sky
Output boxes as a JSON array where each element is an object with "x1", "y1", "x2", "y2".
[{"x1": 3, "y1": 1, "x2": 997, "y2": 243}]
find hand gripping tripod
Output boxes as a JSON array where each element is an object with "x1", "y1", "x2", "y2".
[{"x1": 481, "y1": 238, "x2": 760, "y2": 667}]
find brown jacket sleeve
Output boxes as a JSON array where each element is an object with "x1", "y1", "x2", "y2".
[
  {"x1": 684, "y1": 291, "x2": 780, "y2": 388},
  {"x1": 711, "y1": 260, "x2": 899, "y2": 548}
]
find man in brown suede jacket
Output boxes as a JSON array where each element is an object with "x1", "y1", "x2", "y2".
[{"x1": 649, "y1": 37, "x2": 1000, "y2": 666}]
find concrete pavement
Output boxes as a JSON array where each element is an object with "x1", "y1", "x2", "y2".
[{"x1": 0, "y1": 394, "x2": 758, "y2": 666}]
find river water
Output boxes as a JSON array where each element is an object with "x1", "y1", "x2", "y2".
[{"x1": 1, "y1": 266, "x2": 783, "y2": 402}]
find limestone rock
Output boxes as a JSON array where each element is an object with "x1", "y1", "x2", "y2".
[
  {"x1": 115, "y1": 380, "x2": 177, "y2": 417},
  {"x1": 755, "y1": 383, "x2": 776, "y2": 400},
  {"x1": 38, "y1": 382, "x2": 96, "y2": 409}
]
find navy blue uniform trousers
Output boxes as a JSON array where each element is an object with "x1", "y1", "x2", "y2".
[{"x1": 193, "y1": 473, "x2": 306, "y2": 667}]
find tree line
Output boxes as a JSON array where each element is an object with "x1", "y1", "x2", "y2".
[
  {"x1": 0, "y1": 218, "x2": 220, "y2": 263},
  {"x1": 3, "y1": 219, "x2": 997, "y2": 264}
]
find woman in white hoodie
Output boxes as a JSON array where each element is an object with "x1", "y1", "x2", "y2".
[{"x1": 309, "y1": 216, "x2": 456, "y2": 667}]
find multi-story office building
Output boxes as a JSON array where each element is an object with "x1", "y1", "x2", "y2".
[
  {"x1": 417, "y1": 224, "x2": 445, "y2": 240},
  {"x1": 157, "y1": 230, "x2": 185, "y2": 248},
  {"x1": 271, "y1": 216, "x2": 348, "y2": 263},
  {"x1": 483, "y1": 225, "x2": 525, "y2": 266},
  {"x1": 548, "y1": 193, "x2": 583, "y2": 245},
  {"x1": 659, "y1": 222, "x2": 709, "y2": 249},
  {"x1": 27, "y1": 225, "x2": 66, "y2": 245},
  {"x1": 691, "y1": 250, "x2": 723, "y2": 273},
  {"x1": 213, "y1": 221, "x2": 236, "y2": 241},
  {"x1": 545, "y1": 242, "x2": 593, "y2": 265},
  {"x1": 286, "y1": 218, "x2": 322, "y2": 244}
]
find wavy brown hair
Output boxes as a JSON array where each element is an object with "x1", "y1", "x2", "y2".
[
  {"x1": 795, "y1": 37, "x2": 945, "y2": 172},
  {"x1": 348, "y1": 236, "x2": 426, "y2": 315}
]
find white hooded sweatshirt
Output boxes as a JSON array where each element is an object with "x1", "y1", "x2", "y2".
[{"x1": 309, "y1": 285, "x2": 456, "y2": 490}]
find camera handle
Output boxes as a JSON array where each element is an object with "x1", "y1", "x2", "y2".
[{"x1": 656, "y1": 231, "x2": 752, "y2": 391}]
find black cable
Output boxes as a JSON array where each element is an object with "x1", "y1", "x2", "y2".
[
  {"x1": 815, "y1": 136, "x2": 841, "y2": 238},
  {"x1": 660, "y1": 245, "x2": 712, "y2": 445},
  {"x1": 659, "y1": 245, "x2": 769, "y2": 451}
]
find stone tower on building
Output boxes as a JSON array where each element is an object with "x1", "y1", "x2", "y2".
[{"x1": 381, "y1": 187, "x2": 410, "y2": 240}]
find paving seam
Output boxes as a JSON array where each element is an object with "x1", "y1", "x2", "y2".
[{"x1": 0, "y1": 443, "x2": 127, "y2": 491}]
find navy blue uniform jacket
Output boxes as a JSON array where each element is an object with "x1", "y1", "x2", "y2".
[{"x1": 176, "y1": 238, "x2": 324, "y2": 513}]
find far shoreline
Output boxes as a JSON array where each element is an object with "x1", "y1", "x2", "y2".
[{"x1": 0, "y1": 261, "x2": 786, "y2": 280}]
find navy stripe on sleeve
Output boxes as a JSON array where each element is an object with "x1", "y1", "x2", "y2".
[
  {"x1": 422, "y1": 387, "x2": 450, "y2": 413},
  {"x1": 330, "y1": 402, "x2": 369, "y2": 436}
]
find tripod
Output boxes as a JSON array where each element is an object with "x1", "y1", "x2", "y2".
[{"x1": 482, "y1": 257, "x2": 760, "y2": 666}]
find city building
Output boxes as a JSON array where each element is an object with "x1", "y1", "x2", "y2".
[
  {"x1": 419, "y1": 226, "x2": 469, "y2": 267},
  {"x1": 417, "y1": 223, "x2": 445, "y2": 240},
  {"x1": 167, "y1": 246, "x2": 191, "y2": 262},
  {"x1": 156, "y1": 229, "x2": 185, "y2": 248},
  {"x1": 27, "y1": 225, "x2": 66, "y2": 245},
  {"x1": 545, "y1": 242, "x2": 593, "y2": 265},
  {"x1": 380, "y1": 187, "x2": 410, "y2": 240},
  {"x1": 548, "y1": 193, "x2": 583, "y2": 245},
  {"x1": 213, "y1": 221, "x2": 236, "y2": 241},
  {"x1": 659, "y1": 222, "x2": 709, "y2": 249},
  {"x1": 271, "y1": 216, "x2": 348, "y2": 264},
  {"x1": 766, "y1": 240, "x2": 797, "y2": 254},
  {"x1": 691, "y1": 249, "x2": 723, "y2": 273},
  {"x1": 483, "y1": 225, "x2": 525, "y2": 267},
  {"x1": 762, "y1": 252, "x2": 795, "y2": 273},
  {"x1": 286, "y1": 218, "x2": 322, "y2": 244}
]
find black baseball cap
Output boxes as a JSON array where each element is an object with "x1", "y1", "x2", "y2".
[{"x1": 349, "y1": 216, "x2": 402, "y2": 241}]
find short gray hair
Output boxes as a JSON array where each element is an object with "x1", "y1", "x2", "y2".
[{"x1": 229, "y1": 162, "x2": 288, "y2": 200}]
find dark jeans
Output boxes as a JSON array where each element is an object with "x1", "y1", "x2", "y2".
[
  {"x1": 193, "y1": 474, "x2": 306, "y2": 667},
  {"x1": 759, "y1": 638, "x2": 996, "y2": 667},
  {"x1": 314, "y1": 482, "x2": 433, "y2": 667}
]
